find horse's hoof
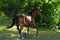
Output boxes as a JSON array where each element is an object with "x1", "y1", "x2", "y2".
[{"x1": 20, "y1": 37, "x2": 24, "y2": 40}]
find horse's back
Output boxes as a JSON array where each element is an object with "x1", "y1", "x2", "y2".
[{"x1": 16, "y1": 14, "x2": 34, "y2": 26}]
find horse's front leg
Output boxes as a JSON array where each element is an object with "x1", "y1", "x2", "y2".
[
  {"x1": 33, "y1": 24, "x2": 38, "y2": 36},
  {"x1": 32, "y1": 19, "x2": 38, "y2": 36}
]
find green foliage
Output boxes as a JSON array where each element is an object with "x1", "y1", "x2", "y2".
[{"x1": 0, "y1": 0, "x2": 60, "y2": 29}]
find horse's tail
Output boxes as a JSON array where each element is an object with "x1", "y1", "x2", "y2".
[{"x1": 7, "y1": 16, "x2": 17, "y2": 29}]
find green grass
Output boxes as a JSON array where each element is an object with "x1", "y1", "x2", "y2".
[{"x1": 0, "y1": 26, "x2": 60, "y2": 40}]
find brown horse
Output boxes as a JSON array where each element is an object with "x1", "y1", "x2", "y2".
[{"x1": 7, "y1": 8, "x2": 42, "y2": 39}]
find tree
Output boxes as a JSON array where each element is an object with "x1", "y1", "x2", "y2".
[{"x1": 0, "y1": 0, "x2": 60, "y2": 29}]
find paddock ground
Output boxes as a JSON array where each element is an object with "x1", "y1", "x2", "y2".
[{"x1": 0, "y1": 26, "x2": 60, "y2": 40}]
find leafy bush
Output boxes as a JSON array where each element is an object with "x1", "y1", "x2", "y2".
[{"x1": 0, "y1": 0, "x2": 60, "y2": 30}]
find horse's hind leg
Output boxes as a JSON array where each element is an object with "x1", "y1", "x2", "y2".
[
  {"x1": 27, "y1": 27, "x2": 29, "y2": 37},
  {"x1": 17, "y1": 24, "x2": 23, "y2": 39},
  {"x1": 17, "y1": 25, "x2": 23, "y2": 39},
  {"x1": 20, "y1": 26, "x2": 23, "y2": 39}
]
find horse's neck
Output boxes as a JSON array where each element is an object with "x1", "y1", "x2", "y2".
[
  {"x1": 28, "y1": 10, "x2": 36, "y2": 18},
  {"x1": 29, "y1": 14, "x2": 35, "y2": 18}
]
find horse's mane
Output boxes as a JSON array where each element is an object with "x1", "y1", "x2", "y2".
[{"x1": 28, "y1": 8, "x2": 35, "y2": 16}]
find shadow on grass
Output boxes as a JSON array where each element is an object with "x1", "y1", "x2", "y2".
[
  {"x1": 0, "y1": 30, "x2": 19, "y2": 40},
  {"x1": 0, "y1": 29, "x2": 40, "y2": 40},
  {"x1": 0, "y1": 27, "x2": 60, "y2": 40}
]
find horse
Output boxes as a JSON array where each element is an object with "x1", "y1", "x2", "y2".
[{"x1": 7, "y1": 8, "x2": 42, "y2": 39}]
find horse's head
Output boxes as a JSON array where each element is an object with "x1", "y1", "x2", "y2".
[{"x1": 32, "y1": 8, "x2": 42, "y2": 17}]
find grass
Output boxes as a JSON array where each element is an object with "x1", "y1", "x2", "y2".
[{"x1": 0, "y1": 26, "x2": 60, "y2": 40}]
